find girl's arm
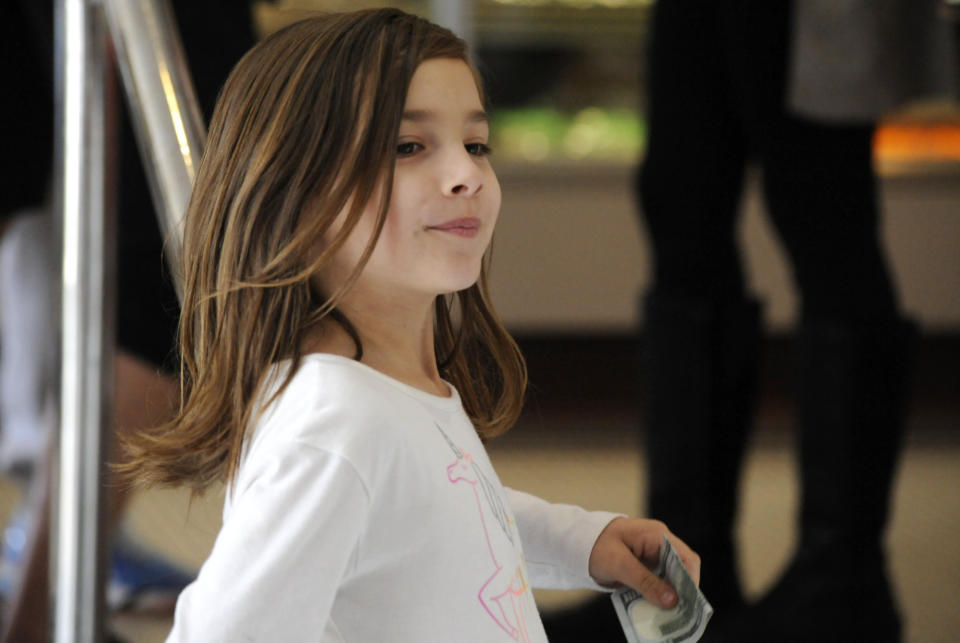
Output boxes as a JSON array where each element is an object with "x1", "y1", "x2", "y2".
[
  {"x1": 504, "y1": 488, "x2": 620, "y2": 591},
  {"x1": 166, "y1": 443, "x2": 369, "y2": 643},
  {"x1": 505, "y1": 488, "x2": 699, "y2": 608}
]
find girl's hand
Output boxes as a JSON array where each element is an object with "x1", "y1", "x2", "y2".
[{"x1": 588, "y1": 517, "x2": 701, "y2": 609}]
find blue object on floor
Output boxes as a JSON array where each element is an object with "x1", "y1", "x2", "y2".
[
  {"x1": 0, "y1": 506, "x2": 193, "y2": 612},
  {"x1": 0, "y1": 504, "x2": 32, "y2": 598},
  {"x1": 107, "y1": 531, "x2": 195, "y2": 611}
]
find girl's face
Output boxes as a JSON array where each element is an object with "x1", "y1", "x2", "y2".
[{"x1": 317, "y1": 58, "x2": 500, "y2": 306}]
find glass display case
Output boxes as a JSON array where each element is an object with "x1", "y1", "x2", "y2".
[{"x1": 256, "y1": 0, "x2": 959, "y2": 172}]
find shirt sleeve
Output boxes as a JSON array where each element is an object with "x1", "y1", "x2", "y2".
[
  {"x1": 166, "y1": 442, "x2": 369, "y2": 643},
  {"x1": 504, "y1": 487, "x2": 623, "y2": 591}
]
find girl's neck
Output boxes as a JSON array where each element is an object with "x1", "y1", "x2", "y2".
[{"x1": 305, "y1": 296, "x2": 449, "y2": 397}]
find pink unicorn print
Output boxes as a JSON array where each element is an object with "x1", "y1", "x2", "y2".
[{"x1": 446, "y1": 451, "x2": 532, "y2": 643}]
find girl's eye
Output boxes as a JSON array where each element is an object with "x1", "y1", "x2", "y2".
[
  {"x1": 397, "y1": 142, "x2": 423, "y2": 157},
  {"x1": 466, "y1": 142, "x2": 492, "y2": 157}
]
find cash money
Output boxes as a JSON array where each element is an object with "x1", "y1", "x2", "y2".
[{"x1": 611, "y1": 536, "x2": 713, "y2": 643}]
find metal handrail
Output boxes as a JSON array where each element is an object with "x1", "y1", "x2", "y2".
[
  {"x1": 55, "y1": 1, "x2": 200, "y2": 641},
  {"x1": 103, "y1": 0, "x2": 205, "y2": 301},
  {"x1": 56, "y1": 2, "x2": 111, "y2": 641}
]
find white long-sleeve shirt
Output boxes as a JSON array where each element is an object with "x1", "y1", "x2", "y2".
[{"x1": 168, "y1": 354, "x2": 619, "y2": 642}]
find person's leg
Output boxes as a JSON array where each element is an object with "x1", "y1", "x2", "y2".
[
  {"x1": 637, "y1": 0, "x2": 759, "y2": 615},
  {"x1": 542, "y1": 3, "x2": 756, "y2": 639},
  {"x1": 762, "y1": 122, "x2": 898, "y2": 324},
  {"x1": 739, "y1": 115, "x2": 912, "y2": 643},
  {"x1": 703, "y1": 0, "x2": 913, "y2": 636}
]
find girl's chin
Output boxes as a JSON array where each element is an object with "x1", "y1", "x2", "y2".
[
  {"x1": 429, "y1": 264, "x2": 483, "y2": 295},
  {"x1": 450, "y1": 271, "x2": 484, "y2": 293}
]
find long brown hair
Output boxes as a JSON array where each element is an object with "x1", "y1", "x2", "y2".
[{"x1": 120, "y1": 9, "x2": 526, "y2": 491}]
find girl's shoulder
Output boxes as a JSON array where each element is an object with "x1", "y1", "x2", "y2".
[{"x1": 248, "y1": 353, "x2": 462, "y2": 455}]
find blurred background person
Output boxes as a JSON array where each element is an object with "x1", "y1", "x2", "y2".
[
  {"x1": 546, "y1": 0, "x2": 956, "y2": 641},
  {"x1": 0, "y1": 2, "x2": 257, "y2": 640}
]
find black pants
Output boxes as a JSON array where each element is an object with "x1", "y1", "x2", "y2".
[{"x1": 637, "y1": 0, "x2": 898, "y2": 324}]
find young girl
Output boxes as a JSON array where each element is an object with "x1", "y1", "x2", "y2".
[{"x1": 123, "y1": 9, "x2": 699, "y2": 642}]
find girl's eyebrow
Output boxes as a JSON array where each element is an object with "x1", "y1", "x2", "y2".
[{"x1": 401, "y1": 109, "x2": 489, "y2": 124}]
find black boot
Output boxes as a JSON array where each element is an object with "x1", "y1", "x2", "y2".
[
  {"x1": 541, "y1": 294, "x2": 762, "y2": 642},
  {"x1": 642, "y1": 293, "x2": 762, "y2": 614},
  {"x1": 723, "y1": 317, "x2": 916, "y2": 643}
]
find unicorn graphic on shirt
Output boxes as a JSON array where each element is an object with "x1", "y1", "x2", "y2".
[{"x1": 436, "y1": 423, "x2": 532, "y2": 642}]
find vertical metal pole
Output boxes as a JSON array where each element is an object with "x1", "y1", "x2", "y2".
[
  {"x1": 431, "y1": 0, "x2": 475, "y2": 50},
  {"x1": 104, "y1": 0, "x2": 206, "y2": 299},
  {"x1": 55, "y1": 0, "x2": 114, "y2": 640}
]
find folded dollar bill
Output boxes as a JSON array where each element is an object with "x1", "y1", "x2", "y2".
[{"x1": 611, "y1": 536, "x2": 713, "y2": 643}]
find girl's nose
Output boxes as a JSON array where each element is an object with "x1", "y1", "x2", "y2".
[{"x1": 442, "y1": 150, "x2": 484, "y2": 197}]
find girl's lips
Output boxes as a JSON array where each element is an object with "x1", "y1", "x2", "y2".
[{"x1": 428, "y1": 217, "x2": 481, "y2": 238}]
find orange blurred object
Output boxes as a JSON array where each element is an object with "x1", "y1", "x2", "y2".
[{"x1": 874, "y1": 123, "x2": 960, "y2": 162}]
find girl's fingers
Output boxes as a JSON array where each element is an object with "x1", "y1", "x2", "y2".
[
  {"x1": 625, "y1": 524, "x2": 699, "y2": 585},
  {"x1": 602, "y1": 519, "x2": 701, "y2": 604},
  {"x1": 618, "y1": 549, "x2": 679, "y2": 608}
]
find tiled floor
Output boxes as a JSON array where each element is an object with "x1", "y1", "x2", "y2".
[{"x1": 2, "y1": 385, "x2": 957, "y2": 642}]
